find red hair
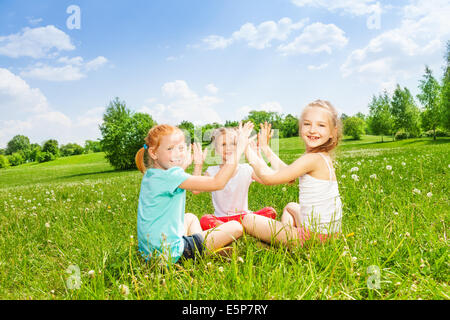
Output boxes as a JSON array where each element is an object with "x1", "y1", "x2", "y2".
[{"x1": 135, "y1": 124, "x2": 183, "y2": 173}]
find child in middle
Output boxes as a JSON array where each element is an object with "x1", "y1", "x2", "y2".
[{"x1": 192, "y1": 126, "x2": 277, "y2": 230}]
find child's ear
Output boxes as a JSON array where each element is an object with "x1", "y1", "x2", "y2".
[{"x1": 148, "y1": 148, "x2": 158, "y2": 161}]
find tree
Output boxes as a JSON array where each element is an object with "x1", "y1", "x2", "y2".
[
  {"x1": 177, "y1": 120, "x2": 195, "y2": 143},
  {"x1": 224, "y1": 120, "x2": 239, "y2": 127},
  {"x1": 60, "y1": 143, "x2": 84, "y2": 157},
  {"x1": 36, "y1": 151, "x2": 55, "y2": 163},
  {"x1": 391, "y1": 85, "x2": 421, "y2": 138},
  {"x1": 343, "y1": 116, "x2": 365, "y2": 140},
  {"x1": 367, "y1": 92, "x2": 394, "y2": 142},
  {"x1": 42, "y1": 139, "x2": 59, "y2": 157},
  {"x1": 84, "y1": 140, "x2": 102, "y2": 153},
  {"x1": 0, "y1": 155, "x2": 10, "y2": 168},
  {"x1": 100, "y1": 97, "x2": 156, "y2": 170},
  {"x1": 6, "y1": 135, "x2": 30, "y2": 155},
  {"x1": 441, "y1": 41, "x2": 450, "y2": 131},
  {"x1": 244, "y1": 110, "x2": 282, "y2": 130},
  {"x1": 8, "y1": 152, "x2": 24, "y2": 166},
  {"x1": 280, "y1": 114, "x2": 299, "y2": 138},
  {"x1": 417, "y1": 66, "x2": 442, "y2": 140}
]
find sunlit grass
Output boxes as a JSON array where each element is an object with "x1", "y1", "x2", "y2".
[{"x1": 0, "y1": 136, "x2": 448, "y2": 299}]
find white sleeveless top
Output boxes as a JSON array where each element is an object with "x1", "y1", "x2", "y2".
[
  {"x1": 205, "y1": 164, "x2": 254, "y2": 217},
  {"x1": 298, "y1": 153, "x2": 342, "y2": 234}
]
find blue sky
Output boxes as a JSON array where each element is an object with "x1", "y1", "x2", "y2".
[{"x1": 0, "y1": 0, "x2": 449, "y2": 148}]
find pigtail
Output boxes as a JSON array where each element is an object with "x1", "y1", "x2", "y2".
[{"x1": 135, "y1": 147, "x2": 147, "y2": 174}]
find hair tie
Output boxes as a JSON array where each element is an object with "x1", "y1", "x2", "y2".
[{"x1": 143, "y1": 144, "x2": 148, "y2": 150}]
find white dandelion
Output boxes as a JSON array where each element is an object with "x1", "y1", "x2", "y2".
[
  {"x1": 369, "y1": 174, "x2": 377, "y2": 179},
  {"x1": 351, "y1": 174, "x2": 359, "y2": 181},
  {"x1": 386, "y1": 165, "x2": 392, "y2": 171},
  {"x1": 426, "y1": 192, "x2": 432, "y2": 198}
]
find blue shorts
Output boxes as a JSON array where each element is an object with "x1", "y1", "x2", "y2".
[{"x1": 180, "y1": 233, "x2": 204, "y2": 261}]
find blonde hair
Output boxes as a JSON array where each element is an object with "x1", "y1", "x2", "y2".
[
  {"x1": 299, "y1": 99, "x2": 342, "y2": 154},
  {"x1": 135, "y1": 124, "x2": 184, "y2": 174},
  {"x1": 210, "y1": 127, "x2": 238, "y2": 149}
]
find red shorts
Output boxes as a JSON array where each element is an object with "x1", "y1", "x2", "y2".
[{"x1": 200, "y1": 207, "x2": 277, "y2": 231}]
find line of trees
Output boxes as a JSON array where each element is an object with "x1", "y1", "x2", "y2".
[
  {"x1": 343, "y1": 43, "x2": 449, "y2": 141},
  {"x1": 0, "y1": 135, "x2": 102, "y2": 168}
]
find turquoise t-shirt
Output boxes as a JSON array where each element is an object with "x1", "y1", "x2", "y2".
[{"x1": 137, "y1": 166, "x2": 191, "y2": 263}]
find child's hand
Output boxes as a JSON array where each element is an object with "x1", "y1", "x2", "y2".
[
  {"x1": 236, "y1": 121, "x2": 254, "y2": 157},
  {"x1": 193, "y1": 142, "x2": 208, "y2": 165},
  {"x1": 181, "y1": 143, "x2": 193, "y2": 169},
  {"x1": 258, "y1": 121, "x2": 273, "y2": 150},
  {"x1": 248, "y1": 135, "x2": 262, "y2": 158}
]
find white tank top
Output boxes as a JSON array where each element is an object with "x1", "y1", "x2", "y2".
[
  {"x1": 298, "y1": 153, "x2": 342, "y2": 234},
  {"x1": 205, "y1": 164, "x2": 254, "y2": 217}
]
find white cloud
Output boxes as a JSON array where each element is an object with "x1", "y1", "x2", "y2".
[
  {"x1": 307, "y1": 63, "x2": 329, "y2": 70},
  {"x1": 0, "y1": 25, "x2": 75, "y2": 58},
  {"x1": 291, "y1": 0, "x2": 381, "y2": 16},
  {"x1": 0, "y1": 68, "x2": 104, "y2": 147},
  {"x1": 20, "y1": 56, "x2": 108, "y2": 82},
  {"x1": 340, "y1": 0, "x2": 450, "y2": 88},
  {"x1": 202, "y1": 35, "x2": 234, "y2": 50},
  {"x1": 201, "y1": 17, "x2": 309, "y2": 50},
  {"x1": 0, "y1": 68, "x2": 49, "y2": 114},
  {"x1": 84, "y1": 56, "x2": 108, "y2": 71},
  {"x1": 138, "y1": 80, "x2": 223, "y2": 125},
  {"x1": 277, "y1": 22, "x2": 348, "y2": 55},
  {"x1": 205, "y1": 83, "x2": 219, "y2": 94}
]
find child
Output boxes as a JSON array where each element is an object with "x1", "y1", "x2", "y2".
[
  {"x1": 190, "y1": 127, "x2": 277, "y2": 231},
  {"x1": 242, "y1": 100, "x2": 343, "y2": 246},
  {"x1": 135, "y1": 122, "x2": 253, "y2": 264}
]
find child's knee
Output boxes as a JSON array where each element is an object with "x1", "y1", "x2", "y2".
[
  {"x1": 185, "y1": 212, "x2": 199, "y2": 222},
  {"x1": 227, "y1": 220, "x2": 243, "y2": 237}
]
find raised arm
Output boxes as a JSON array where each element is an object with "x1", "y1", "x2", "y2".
[
  {"x1": 191, "y1": 142, "x2": 208, "y2": 195},
  {"x1": 246, "y1": 146, "x2": 317, "y2": 185},
  {"x1": 180, "y1": 122, "x2": 254, "y2": 192},
  {"x1": 258, "y1": 122, "x2": 287, "y2": 171}
]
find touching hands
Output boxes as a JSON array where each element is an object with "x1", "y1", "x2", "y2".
[
  {"x1": 192, "y1": 142, "x2": 208, "y2": 166},
  {"x1": 258, "y1": 121, "x2": 273, "y2": 151},
  {"x1": 235, "y1": 121, "x2": 254, "y2": 160}
]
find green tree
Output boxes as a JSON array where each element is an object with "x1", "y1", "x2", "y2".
[
  {"x1": 224, "y1": 120, "x2": 239, "y2": 127},
  {"x1": 42, "y1": 139, "x2": 59, "y2": 157},
  {"x1": 244, "y1": 110, "x2": 282, "y2": 130},
  {"x1": 417, "y1": 66, "x2": 442, "y2": 140},
  {"x1": 8, "y1": 152, "x2": 24, "y2": 166},
  {"x1": 84, "y1": 140, "x2": 102, "y2": 153},
  {"x1": 36, "y1": 151, "x2": 56, "y2": 163},
  {"x1": 6, "y1": 135, "x2": 30, "y2": 155},
  {"x1": 177, "y1": 120, "x2": 195, "y2": 143},
  {"x1": 100, "y1": 98, "x2": 156, "y2": 170},
  {"x1": 60, "y1": 143, "x2": 84, "y2": 157},
  {"x1": 391, "y1": 85, "x2": 421, "y2": 138},
  {"x1": 441, "y1": 41, "x2": 450, "y2": 131},
  {"x1": 367, "y1": 92, "x2": 394, "y2": 142},
  {"x1": 0, "y1": 155, "x2": 10, "y2": 168},
  {"x1": 280, "y1": 114, "x2": 299, "y2": 138},
  {"x1": 343, "y1": 116, "x2": 365, "y2": 140}
]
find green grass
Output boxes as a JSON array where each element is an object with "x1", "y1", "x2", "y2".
[{"x1": 0, "y1": 136, "x2": 449, "y2": 300}]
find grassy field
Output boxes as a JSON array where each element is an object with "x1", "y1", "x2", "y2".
[{"x1": 0, "y1": 136, "x2": 449, "y2": 300}]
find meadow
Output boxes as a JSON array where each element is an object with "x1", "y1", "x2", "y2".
[{"x1": 0, "y1": 136, "x2": 448, "y2": 300}]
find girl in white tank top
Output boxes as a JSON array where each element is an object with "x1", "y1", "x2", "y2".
[{"x1": 242, "y1": 100, "x2": 343, "y2": 246}]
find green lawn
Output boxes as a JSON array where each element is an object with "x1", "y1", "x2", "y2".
[{"x1": 0, "y1": 136, "x2": 449, "y2": 299}]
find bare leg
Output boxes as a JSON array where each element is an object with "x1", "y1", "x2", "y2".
[
  {"x1": 184, "y1": 213, "x2": 203, "y2": 236},
  {"x1": 201, "y1": 220, "x2": 243, "y2": 252},
  {"x1": 281, "y1": 202, "x2": 301, "y2": 227},
  {"x1": 242, "y1": 213, "x2": 300, "y2": 247}
]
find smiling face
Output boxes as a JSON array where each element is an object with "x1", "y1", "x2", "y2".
[
  {"x1": 214, "y1": 131, "x2": 237, "y2": 162},
  {"x1": 149, "y1": 132, "x2": 187, "y2": 169},
  {"x1": 300, "y1": 107, "x2": 336, "y2": 152}
]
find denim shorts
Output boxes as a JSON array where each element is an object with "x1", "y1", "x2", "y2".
[{"x1": 180, "y1": 233, "x2": 204, "y2": 261}]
